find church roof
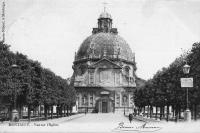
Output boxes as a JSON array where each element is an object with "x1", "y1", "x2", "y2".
[{"x1": 76, "y1": 32, "x2": 134, "y2": 62}]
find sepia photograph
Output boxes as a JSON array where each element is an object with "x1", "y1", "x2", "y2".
[{"x1": 0, "y1": 0, "x2": 200, "y2": 132}]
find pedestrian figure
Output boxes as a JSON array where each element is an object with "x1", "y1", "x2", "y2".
[
  {"x1": 129, "y1": 113, "x2": 133, "y2": 123},
  {"x1": 14, "y1": 115, "x2": 18, "y2": 122}
]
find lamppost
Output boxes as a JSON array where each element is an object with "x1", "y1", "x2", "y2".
[
  {"x1": 11, "y1": 64, "x2": 19, "y2": 122},
  {"x1": 182, "y1": 63, "x2": 192, "y2": 122},
  {"x1": 123, "y1": 96, "x2": 126, "y2": 116}
]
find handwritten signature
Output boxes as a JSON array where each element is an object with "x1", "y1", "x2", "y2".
[{"x1": 113, "y1": 122, "x2": 162, "y2": 132}]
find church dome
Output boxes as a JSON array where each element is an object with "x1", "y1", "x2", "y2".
[
  {"x1": 99, "y1": 11, "x2": 112, "y2": 19},
  {"x1": 76, "y1": 32, "x2": 134, "y2": 62}
]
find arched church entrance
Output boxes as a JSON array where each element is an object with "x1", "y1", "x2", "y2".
[{"x1": 96, "y1": 91, "x2": 114, "y2": 113}]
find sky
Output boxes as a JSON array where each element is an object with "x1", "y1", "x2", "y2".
[{"x1": 1, "y1": 0, "x2": 200, "y2": 80}]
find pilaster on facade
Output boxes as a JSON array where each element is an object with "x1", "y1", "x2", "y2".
[
  {"x1": 88, "y1": 93, "x2": 90, "y2": 107},
  {"x1": 79, "y1": 93, "x2": 82, "y2": 106},
  {"x1": 128, "y1": 93, "x2": 131, "y2": 107},
  {"x1": 119, "y1": 73, "x2": 122, "y2": 85},
  {"x1": 120, "y1": 92, "x2": 122, "y2": 107},
  {"x1": 93, "y1": 93, "x2": 95, "y2": 107},
  {"x1": 114, "y1": 92, "x2": 117, "y2": 107},
  {"x1": 114, "y1": 72, "x2": 116, "y2": 86}
]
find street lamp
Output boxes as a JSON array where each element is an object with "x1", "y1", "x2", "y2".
[
  {"x1": 123, "y1": 96, "x2": 126, "y2": 116},
  {"x1": 182, "y1": 63, "x2": 191, "y2": 122},
  {"x1": 11, "y1": 64, "x2": 19, "y2": 122},
  {"x1": 183, "y1": 64, "x2": 190, "y2": 75}
]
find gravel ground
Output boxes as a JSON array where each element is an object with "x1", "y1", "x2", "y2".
[{"x1": 0, "y1": 113, "x2": 199, "y2": 133}]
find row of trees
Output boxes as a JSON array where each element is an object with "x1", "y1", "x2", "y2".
[
  {"x1": 0, "y1": 41, "x2": 76, "y2": 120},
  {"x1": 134, "y1": 42, "x2": 200, "y2": 121}
]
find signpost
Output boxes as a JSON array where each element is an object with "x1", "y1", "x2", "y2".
[
  {"x1": 181, "y1": 77, "x2": 193, "y2": 122},
  {"x1": 180, "y1": 78, "x2": 193, "y2": 88}
]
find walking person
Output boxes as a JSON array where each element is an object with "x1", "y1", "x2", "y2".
[{"x1": 129, "y1": 113, "x2": 133, "y2": 123}]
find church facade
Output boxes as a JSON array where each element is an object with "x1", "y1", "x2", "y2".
[{"x1": 72, "y1": 10, "x2": 137, "y2": 113}]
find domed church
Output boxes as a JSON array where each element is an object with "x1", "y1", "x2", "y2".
[{"x1": 72, "y1": 10, "x2": 137, "y2": 113}]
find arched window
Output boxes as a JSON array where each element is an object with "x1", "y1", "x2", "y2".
[
  {"x1": 124, "y1": 66, "x2": 130, "y2": 77},
  {"x1": 122, "y1": 95, "x2": 128, "y2": 106},
  {"x1": 82, "y1": 94, "x2": 88, "y2": 106},
  {"x1": 77, "y1": 94, "x2": 80, "y2": 106},
  {"x1": 89, "y1": 93, "x2": 93, "y2": 106},
  {"x1": 116, "y1": 93, "x2": 120, "y2": 107}
]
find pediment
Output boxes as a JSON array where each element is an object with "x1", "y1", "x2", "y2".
[{"x1": 89, "y1": 58, "x2": 122, "y2": 69}]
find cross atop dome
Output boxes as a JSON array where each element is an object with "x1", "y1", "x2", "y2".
[
  {"x1": 103, "y1": 2, "x2": 107, "y2": 13},
  {"x1": 99, "y1": 2, "x2": 112, "y2": 19}
]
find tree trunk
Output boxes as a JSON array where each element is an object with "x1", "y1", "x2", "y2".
[
  {"x1": 47, "y1": 107, "x2": 50, "y2": 119},
  {"x1": 37, "y1": 105, "x2": 39, "y2": 121},
  {"x1": 160, "y1": 106, "x2": 162, "y2": 120},
  {"x1": 70, "y1": 106, "x2": 72, "y2": 115},
  {"x1": 64, "y1": 106, "x2": 66, "y2": 117},
  {"x1": 194, "y1": 104, "x2": 197, "y2": 121},
  {"x1": 172, "y1": 105, "x2": 175, "y2": 119},
  {"x1": 67, "y1": 105, "x2": 69, "y2": 116},
  {"x1": 167, "y1": 105, "x2": 169, "y2": 122},
  {"x1": 147, "y1": 105, "x2": 149, "y2": 118},
  {"x1": 19, "y1": 105, "x2": 22, "y2": 119},
  {"x1": 175, "y1": 106, "x2": 178, "y2": 122},
  {"x1": 162, "y1": 106, "x2": 165, "y2": 118},
  {"x1": 155, "y1": 106, "x2": 158, "y2": 120},
  {"x1": 51, "y1": 106, "x2": 53, "y2": 119},
  {"x1": 178, "y1": 107, "x2": 181, "y2": 119},
  {"x1": 143, "y1": 106, "x2": 145, "y2": 116},
  {"x1": 150, "y1": 105, "x2": 153, "y2": 118},
  {"x1": 39, "y1": 105, "x2": 42, "y2": 117},
  {"x1": 60, "y1": 105, "x2": 63, "y2": 117},
  {"x1": 191, "y1": 105, "x2": 193, "y2": 119},
  {"x1": 33, "y1": 109, "x2": 36, "y2": 117},
  {"x1": 28, "y1": 105, "x2": 31, "y2": 121},
  {"x1": 44, "y1": 105, "x2": 48, "y2": 120},
  {"x1": 56, "y1": 106, "x2": 59, "y2": 118}
]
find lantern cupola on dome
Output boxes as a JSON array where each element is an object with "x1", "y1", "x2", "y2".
[
  {"x1": 92, "y1": 4, "x2": 118, "y2": 34},
  {"x1": 97, "y1": 10, "x2": 112, "y2": 33}
]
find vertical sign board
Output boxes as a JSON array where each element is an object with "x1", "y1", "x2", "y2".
[{"x1": 180, "y1": 78, "x2": 193, "y2": 88}]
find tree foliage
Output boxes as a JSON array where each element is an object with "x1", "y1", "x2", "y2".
[
  {"x1": 134, "y1": 42, "x2": 200, "y2": 118},
  {"x1": 0, "y1": 41, "x2": 76, "y2": 111}
]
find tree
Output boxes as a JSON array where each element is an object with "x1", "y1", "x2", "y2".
[{"x1": 0, "y1": 41, "x2": 77, "y2": 120}]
